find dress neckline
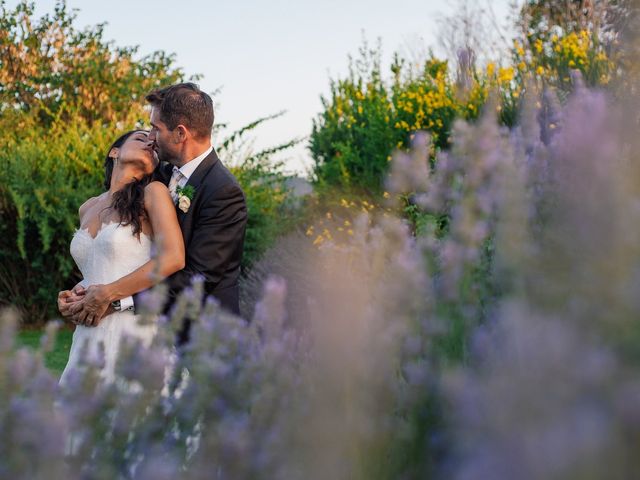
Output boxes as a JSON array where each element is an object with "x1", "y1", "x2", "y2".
[{"x1": 75, "y1": 222, "x2": 151, "y2": 241}]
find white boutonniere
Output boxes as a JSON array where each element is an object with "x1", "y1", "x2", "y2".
[{"x1": 176, "y1": 185, "x2": 196, "y2": 213}]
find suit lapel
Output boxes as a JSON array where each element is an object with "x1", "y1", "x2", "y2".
[{"x1": 177, "y1": 148, "x2": 219, "y2": 228}]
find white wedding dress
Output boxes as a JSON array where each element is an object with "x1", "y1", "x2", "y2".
[{"x1": 59, "y1": 222, "x2": 158, "y2": 385}]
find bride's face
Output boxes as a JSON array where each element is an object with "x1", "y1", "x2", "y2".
[{"x1": 117, "y1": 131, "x2": 158, "y2": 174}]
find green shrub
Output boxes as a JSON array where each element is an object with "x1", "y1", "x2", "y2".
[
  {"x1": 0, "y1": 119, "x2": 114, "y2": 321},
  {"x1": 232, "y1": 160, "x2": 303, "y2": 269},
  {"x1": 309, "y1": 43, "x2": 485, "y2": 195},
  {"x1": 0, "y1": 0, "x2": 184, "y2": 128}
]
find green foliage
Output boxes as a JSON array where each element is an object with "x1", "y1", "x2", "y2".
[
  {"x1": 231, "y1": 158, "x2": 303, "y2": 270},
  {"x1": 218, "y1": 111, "x2": 306, "y2": 270},
  {"x1": 509, "y1": 0, "x2": 620, "y2": 92},
  {"x1": 309, "y1": 43, "x2": 486, "y2": 195},
  {"x1": 0, "y1": 119, "x2": 117, "y2": 321},
  {"x1": 0, "y1": 0, "x2": 185, "y2": 128},
  {"x1": 309, "y1": 43, "x2": 400, "y2": 194}
]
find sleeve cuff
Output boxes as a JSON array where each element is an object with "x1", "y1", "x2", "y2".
[{"x1": 119, "y1": 296, "x2": 135, "y2": 311}]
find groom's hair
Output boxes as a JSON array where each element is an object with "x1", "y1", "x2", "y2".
[{"x1": 145, "y1": 82, "x2": 214, "y2": 140}]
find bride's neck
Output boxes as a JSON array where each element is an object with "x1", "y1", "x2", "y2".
[{"x1": 109, "y1": 166, "x2": 142, "y2": 194}]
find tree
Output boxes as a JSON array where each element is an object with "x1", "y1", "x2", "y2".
[{"x1": 0, "y1": 0, "x2": 185, "y2": 129}]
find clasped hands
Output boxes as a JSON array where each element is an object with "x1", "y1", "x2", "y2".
[{"x1": 57, "y1": 284, "x2": 115, "y2": 327}]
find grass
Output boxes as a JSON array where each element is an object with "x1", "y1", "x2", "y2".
[{"x1": 16, "y1": 327, "x2": 73, "y2": 377}]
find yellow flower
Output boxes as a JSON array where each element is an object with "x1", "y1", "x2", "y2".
[
  {"x1": 383, "y1": 191, "x2": 390, "y2": 199},
  {"x1": 534, "y1": 39, "x2": 543, "y2": 53},
  {"x1": 536, "y1": 65, "x2": 545, "y2": 75},
  {"x1": 498, "y1": 67, "x2": 515, "y2": 84},
  {"x1": 486, "y1": 62, "x2": 496, "y2": 78},
  {"x1": 305, "y1": 226, "x2": 314, "y2": 236},
  {"x1": 347, "y1": 229, "x2": 354, "y2": 236},
  {"x1": 313, "y1": 235, "x2": 324, "y2": 246}
]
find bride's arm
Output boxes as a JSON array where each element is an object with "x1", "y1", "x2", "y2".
[
  {"x1": 103, "y1": 181, "x2": 185, "y2": 299},
  {"x1": 70, "y1": 183, "x2": 185, "y2": 325}
]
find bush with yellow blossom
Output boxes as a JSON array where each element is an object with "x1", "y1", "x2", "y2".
[
  {"x1": 512, "y1": 30, "x2": 616, "y2": 91},
  {"x1": 310, "y1": 43, "x2": 489, "y2": 195}
]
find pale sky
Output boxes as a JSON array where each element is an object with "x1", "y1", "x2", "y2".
[{"x1": 14, "y1": 0, "x2": 515, "y2": 175}]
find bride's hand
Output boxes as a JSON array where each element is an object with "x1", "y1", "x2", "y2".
[
  {"x1": 57, "y1": 289, "x2": 85, "y2": 320},
  {"x1": 69, "y1": 284, "x2": 113, "y2": 327}
]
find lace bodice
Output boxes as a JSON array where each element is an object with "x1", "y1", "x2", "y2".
[{"x1": 70, "y1": 222, "x2": 152, "y2": 285}]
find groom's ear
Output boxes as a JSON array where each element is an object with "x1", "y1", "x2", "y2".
[
  {"x1": 108, "y1": 147, "x2": 119, "y2": 159},
  {"x1": 174, "y1": 125, "x2": 188, "y2": 143}
]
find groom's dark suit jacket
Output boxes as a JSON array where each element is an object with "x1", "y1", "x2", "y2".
[{"x1": 135, "y1": 148, "x2": 247, "y2": 342}]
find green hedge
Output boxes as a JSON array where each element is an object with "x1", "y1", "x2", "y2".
[{"x1": 0, "y1": 119, "x2": 111, "y2": 321}]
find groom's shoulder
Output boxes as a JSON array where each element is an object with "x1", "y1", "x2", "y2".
[{"x1": 204, "y1": 154, "x2": 243, "y2": 192}]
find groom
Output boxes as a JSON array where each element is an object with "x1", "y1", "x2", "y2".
[{"x1": 61, "y1": 83, "x2": 247, "y2": 342}]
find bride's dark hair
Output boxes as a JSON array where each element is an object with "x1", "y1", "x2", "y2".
[{"x1": 103, "y1": 130, "x2": 152, "y2": 238}]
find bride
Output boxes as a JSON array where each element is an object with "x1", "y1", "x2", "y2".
[{"x1": 58, "y1": 129, "x2": 184, "y2": 384}]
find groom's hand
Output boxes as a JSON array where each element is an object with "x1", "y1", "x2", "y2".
[{"x1": 69, "y1": 284, "x2": 111, "y2": 327}]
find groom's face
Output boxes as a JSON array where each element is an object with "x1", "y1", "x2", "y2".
[{"x1": 149, "y1": 107, "x2": 179, "y2": 165}]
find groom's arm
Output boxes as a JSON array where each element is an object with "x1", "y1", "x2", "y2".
[{"x1": 165, "y1": 182, "x2": 247, "y2": 301}]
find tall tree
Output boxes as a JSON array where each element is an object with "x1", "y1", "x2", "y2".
[{"x1": 0, "y1": 0, "x2": 186, "y2": 128}]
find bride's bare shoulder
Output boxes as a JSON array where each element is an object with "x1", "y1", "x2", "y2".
[
  {"x1": 145, "y1": 180, "x2": 170, "y2": 195},
  {"x1": 78, "y1": 195, "x2": 102, "y2": 220},
  {"x1": 144, "y1": 181, "x2": 172, "y2": 204}
]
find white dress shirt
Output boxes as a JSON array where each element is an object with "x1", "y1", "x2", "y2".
[{"x1": 120, "y1": 145, "x2": 213, "y2": 311}]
